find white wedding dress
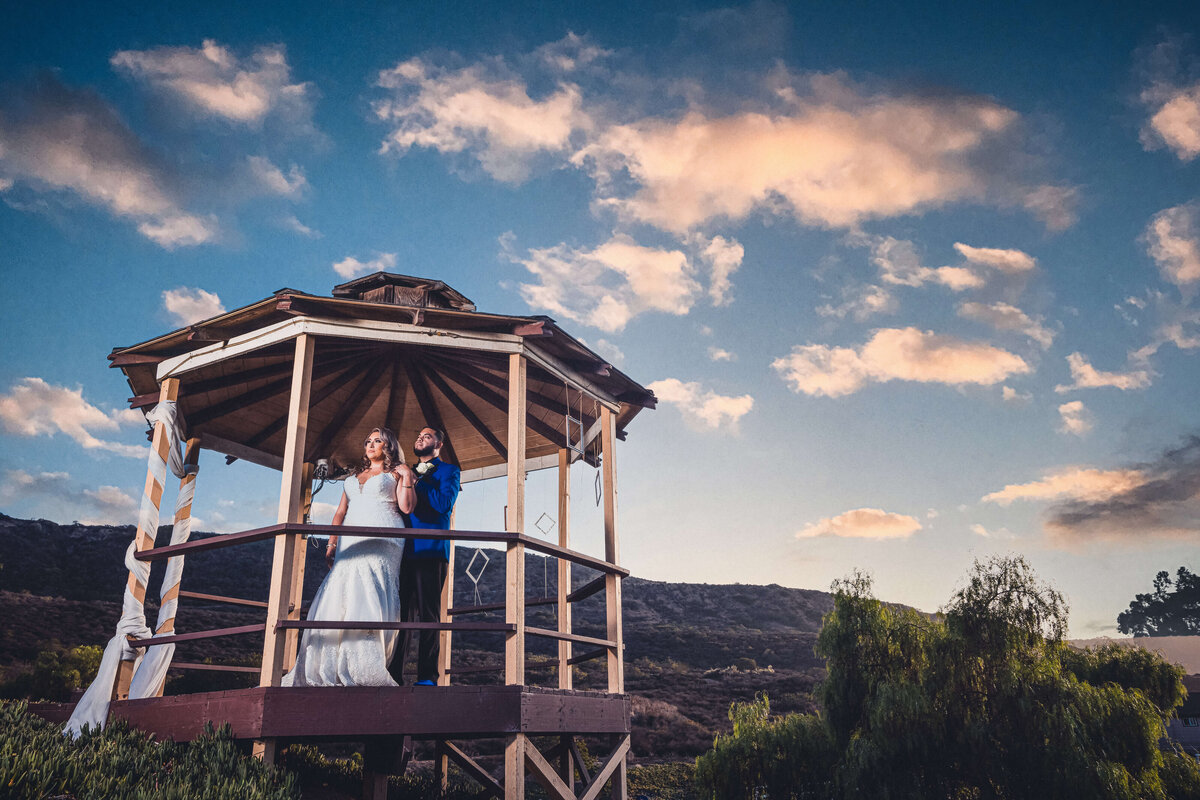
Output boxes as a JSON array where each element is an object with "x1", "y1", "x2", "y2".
[{"x1": 282, "y1": 471, "x2": 407, "y2": 687}]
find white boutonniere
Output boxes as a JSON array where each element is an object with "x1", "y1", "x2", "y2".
[{"x1": 415, "y1": 461, "x2": 434, "y2": 476}]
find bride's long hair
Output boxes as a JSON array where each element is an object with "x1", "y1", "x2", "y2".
[{"x1": 356, "y1": 427, "x2": 405, "y2": 475}]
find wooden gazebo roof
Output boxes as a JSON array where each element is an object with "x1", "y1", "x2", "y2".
[{"x1": 109, "y1": 273, "x2": 656, "y2": 478}]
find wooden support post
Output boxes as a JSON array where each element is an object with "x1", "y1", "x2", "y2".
[
  {"x1": 438, "y1": 511, "x2": 455, "y2": 687},
  {"x1": 255, "y1": 334, "x2": 314, "y2": 764},
  {"x1": 556, "y1": 448, "x2": 572, "y2": 692},
  {"x1": 283, "y1": 461, "x2": 315, "y2": 671},
  {"x1": 153, "y1": 435, "x2": 201, "y2": 697},
  {"x1": 115, "y1": 377, "x2": 180, "y2": 701},
  {"x1": 505, "y1": 353, "x2": 526, "y2": 687},
  {"x1": 559, "y1": 735, "x2": 574, "y2": 794},
  {"x1": 437, "y1": 741, "x2": 450, "y2": 794},
  {"x1": 600, "y1": 406, "x2": 626, "y2": 800},
  {"x1": 600, "y1": 407, "x2": 623, "y2": 694},
  {"x1": 505, "y1": 732, "x2": 526, "y2": 800}
]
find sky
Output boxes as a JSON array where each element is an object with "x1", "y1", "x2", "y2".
[{"x1": 2, "y1": 0, "x2": 1199, "y2": 638}]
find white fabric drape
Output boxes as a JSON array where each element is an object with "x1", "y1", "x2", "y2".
[{"x1": 65, "y1": 400, "x2": 195, "y2": 737}]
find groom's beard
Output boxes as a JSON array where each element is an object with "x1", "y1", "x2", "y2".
[{"x1": 413, "y1": 444, "x2": 435, "y2": 458}]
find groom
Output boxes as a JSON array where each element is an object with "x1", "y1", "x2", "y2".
[{"x1": 390, "y1": 426, "x2": 460, "y2": 686}]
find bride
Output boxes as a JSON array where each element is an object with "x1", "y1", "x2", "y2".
[{"x1": 283, "y1": 427, "x2": 415, "y2": 686}]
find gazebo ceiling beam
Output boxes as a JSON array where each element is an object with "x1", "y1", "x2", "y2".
[
  {"x1": 402, "y1": 357, "x2": 460, "y2": 467},
  {"x1": 185, "y1": 374, "x2": 295, "y2": 428},
  {"x1": 384, "y1": 360, "x2": 407, "y2": 431},
  {"x1": 435, "y1": 359, "x2": 571, "y2": 452},
  {"x1": 183, "y1": 348, "x2": 364, "y2": 397},
  {"x1": 304, "y1": 357, "x2": 388, "y2": 462},
  {"x1": 433, "y1": 355, "x2": 599, "y2": 430},
  {"x1": 421, "y1": 360, "x2": 507, "y2": 462},
  {"x1": 243, "y1": 361, "x2": 368, "y2": 451},
  {"x1": 435, "y1": 358, "x2": 597, "y2": 435}
]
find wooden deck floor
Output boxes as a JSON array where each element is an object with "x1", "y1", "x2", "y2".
[{"x1": 107, "y1": 685, "x2": 630, "y2": 742}]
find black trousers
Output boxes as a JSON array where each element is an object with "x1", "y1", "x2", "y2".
[{"x1": 389, "y1": 557, "x2": 447, "y2": 684}]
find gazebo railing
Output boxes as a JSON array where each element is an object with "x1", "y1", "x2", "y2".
[{"x1": 129, "y1": 522, "x2": 627, "y2": 691}]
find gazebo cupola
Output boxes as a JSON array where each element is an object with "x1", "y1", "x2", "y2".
[{"x1": 331, "y1": 272, "x2": 477, "y2": 314}]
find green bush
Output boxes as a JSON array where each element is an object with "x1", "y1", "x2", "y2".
[
  {"x1": 1, "y1": 643, "x2": 103, "y2": 701},
  {"x1": 0, "y1": 700, "x2": 298, "y2": 799},
  {"x1": 629, "y1": 760, "x2": 698, "y2": 799},
  {"x1": 695, "y1": 557, "x2": 1200, "y2": 800}
]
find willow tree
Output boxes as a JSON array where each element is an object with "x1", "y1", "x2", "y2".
[{"x1": 696, "y1": 556, "x2": 1200, "y2": 800}]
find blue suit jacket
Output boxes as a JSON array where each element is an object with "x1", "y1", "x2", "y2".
[{"x1": 405, "y1": 457, "x2": 460, "y2": 561}]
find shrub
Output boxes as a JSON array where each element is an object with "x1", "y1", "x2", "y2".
[
  {"x1": 0, "y1": 700, "x2": 298, "y2": 799},
  {"x1": 694, "y1": 557, "x2": 1200, "y2": 800},
  {"x1": 1, "y1": 643, "x2": 103, "y2": 701}
]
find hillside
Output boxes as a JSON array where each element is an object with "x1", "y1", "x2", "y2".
[{"x1": 0, "y1": 513, "x2": 831, "y2": 760}]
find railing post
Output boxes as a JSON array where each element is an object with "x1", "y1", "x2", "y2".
[
  {"x1": 115, "y1": 377, "x2": 179, "y2": 701},
  {"x1": 282, "y1": 461, "x2": 314, "y2": 672},
  {"x1": 505, "y1": 352, "x2": 527, "y2": 800},
  {"x1": 152, "y1": 435, "x2": 201, "y2": 697},
  {"x1": 601, "y1": 405, "x2": 627, "y2": 800},
  {"x1": 438, "y1": 512, "x2": 455, "y2": 687},
  {"x1": 505, "y1": 353, "x2": 526, "y2": 687},
  {"x1": 556, "y1": 448, "x2": 572, "y2": 692},
  {"x1": 255, "y1": 333, "x2": 314, "y2": 764}
]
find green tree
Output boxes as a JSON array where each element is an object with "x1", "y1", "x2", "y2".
[
  {"x1": 1118, "y1": 568, "x2": 1200, "y2": 636},
  {"x1": 695, "y1": 556, "x2": 1200, "y2": 800},
  {"x1": 1, "y1": 643, "x2": 103, "y2": 701}
]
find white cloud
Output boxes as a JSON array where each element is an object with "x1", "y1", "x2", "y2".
[
  {"x1": 508, "y1": 233, "x2": 701, "y2": 332},
  {"x1": 1021, "y1": 184, "x2": 1078, "y2": 232},
  {"x1": 573, "y1": 72, "x2": 1060, "y2": 232},
  {"x1": 281, "y1": 214, "x2": 320, "y2": 238},
  {"x1": 981, "y1": 467, "x2": 1146, "y2": 505},
  {"x1": 958, "y1": 301, "x2": 1055, "y2": 348},
  {"x1": 308, "y1": 500, "x2": 339, "y2": 526},
  {"x1": 797, "y1": 507, "x2": 922, "y2": 540},
  {"x1": 1141, "y1": 81, "x2": 1200, "y2": 161},
  {"x1": 697, "y1": 234, "x2": 744, "y2": 306},
  {"x1": 969, "y1": 523, "x2": 1014, "y2": 539},
  {"x1": 817, "y1": 284, "x2": 897, "y2": 321},
  {"x1": 772, "y1": 327, "x2": 1030, "y2": 398},
  {"x1": 375, "y1": 43, "x2": 1072, "y2": 233},
  {"x1": 0, "y1": 177, "x2": 13, "y2": 191},
  {"x1": 0, "y1": 469, "x2": 138, "y2": 525},
  {"x1": 0, "y1": 378, "x2": 146, "y2": 458},
  {"x1": 593, "y1": 339, "x2": 625, "y2": 365},
  {"x1": 333, "y1": 252, "x2": 398, "y2": 280},
  {"x1": 374, "y1": 57, "x2": 588, "y2": 182},
  {"x1": 646, "y1": 378, "x2": 753, "y2": 430},
  {"x1": 1054, "y1": 352, "x2": 1151, "y2": 393},
  {"x1": 111, "y1": 40, "x2": 315, "y2": 128},
  {"x1": 0, "y1": 74, "x2": 216, "y2": 248},
  {"x1": 856, "y1": 235, "x2": 984, "y2": 291},
  {"x1": 1002, "y1": 385, "x2": 1032, "y2": 403},
  {"x1": 247, "y1": 156, "x2": 307, "y2": 197},
  {"x1": 952, "y1": 242, "x2": 1036, "y2": 273},
  {"x1": 1057, "y1": 400, "x2": 1093, "y2": 436},
  {"x1": 1144, "y1": 203, "x2": 1200, "y2": 289},
  {"x1": 137, "y1": 214, "x2": 217, "y2": 247},
  {"x1": 163, "y1": 287, "x2": 225, "y2": 326},
  {"x1": 707, "y1": 346, "x2": 736, "y2": 362}
]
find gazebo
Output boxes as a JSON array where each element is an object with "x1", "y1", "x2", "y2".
[{"x1": 87, "y1": 273, "x2": 656, "y2": 799}]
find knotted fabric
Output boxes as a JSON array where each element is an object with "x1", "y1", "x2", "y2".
[{"x1": 65, "y1": 400, "x2": 195, "y2": 737}]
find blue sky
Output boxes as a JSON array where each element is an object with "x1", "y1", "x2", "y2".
[{"x1": 2, "y1": 1, "x2": 1199, "y2": 636}]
